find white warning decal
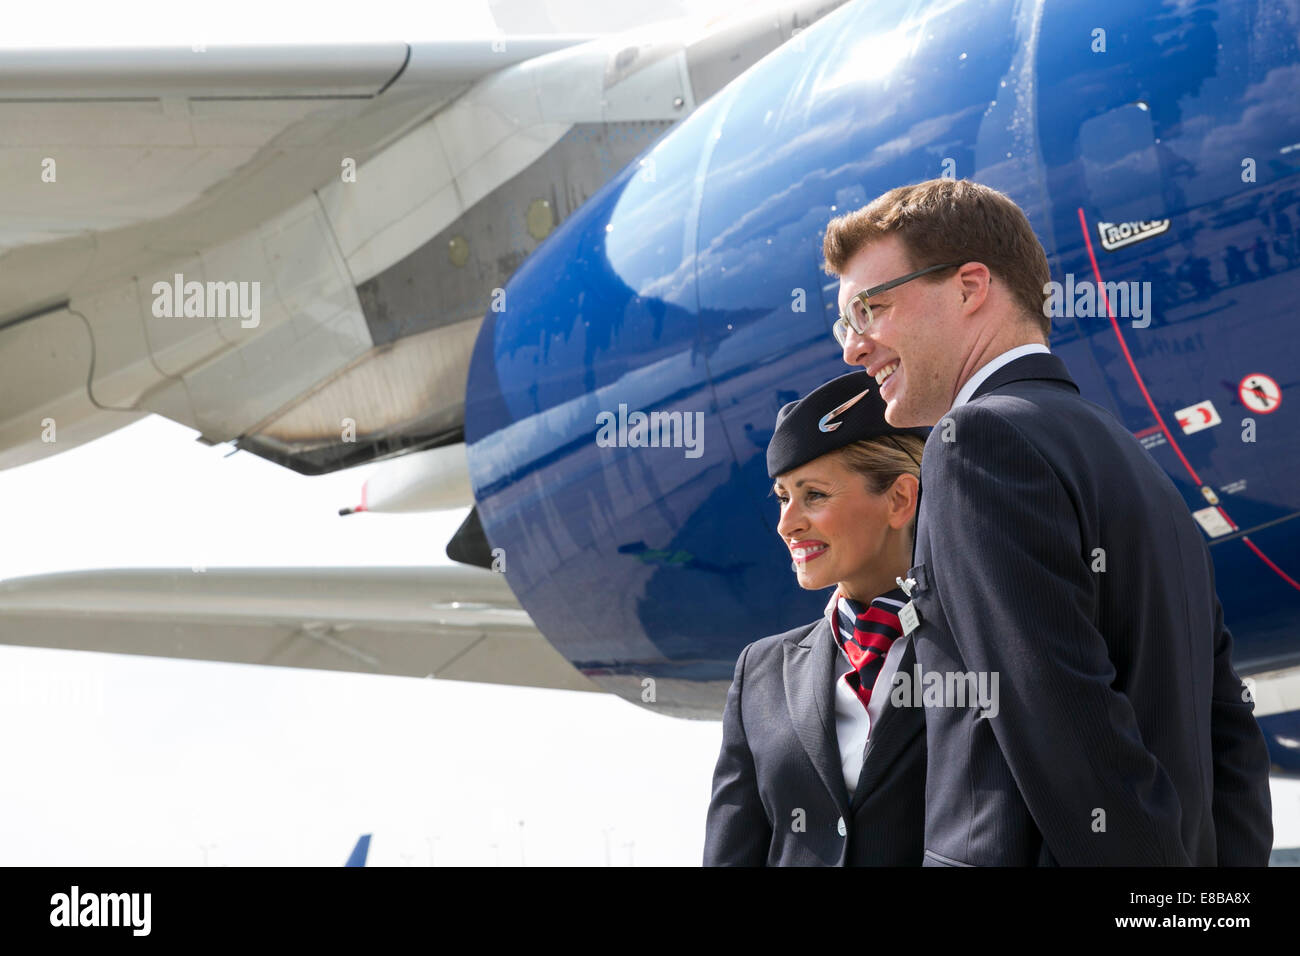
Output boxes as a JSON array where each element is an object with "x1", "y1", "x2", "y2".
[
  {"x1": 1191, "y1": 506, "x2": 1236, "y2": 538},
  {"x1": 1097, "y1": 219, "x2": 1171, "y2": 251},
  {"x1": 1238, "y1": 373, "x2": 1281, "y2": 414},
  {"x1": 1174, "y1": 399, "x2": 1221, "y2": 435}
]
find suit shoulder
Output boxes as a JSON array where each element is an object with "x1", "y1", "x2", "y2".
[
  {"x1": 932, "y1": 385, "x2": 1113, "y2": 456},
  {"x1": 946, "y1": 384, "x2": 1145, "y2": 461},
  {"x1": 956, "y1": 381, "x2": 1115, "y2": 431},
  {"x1": 925, "y1": 398, "x2": 1042, "y2": 470},
  {"x1": 739, "y1": 620, "x2": 820, "y2": 666},
  {"x1": 946, "y1": 390, "x2": 1057, "y2": 427}
]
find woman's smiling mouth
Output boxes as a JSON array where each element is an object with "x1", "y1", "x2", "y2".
[{"x1": 791, "y1": 543, "x2": 828, "y2": 563}]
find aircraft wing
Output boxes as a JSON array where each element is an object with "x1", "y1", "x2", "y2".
[
  {"x1": 1, "y1": 4, "x2": 838, "y2": 479},
  {"x1": 0, "y1": 37, "x2": 596, "y2": 476},
  {"x1": 0, "y1": 565, "x2": 598, "y2": 692}
]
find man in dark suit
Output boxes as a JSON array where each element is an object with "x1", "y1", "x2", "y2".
[{"x1": 822, "y1": 178, "x2": 1273, "y2": 865}]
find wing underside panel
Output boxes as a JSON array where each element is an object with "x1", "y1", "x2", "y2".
[{"x1": 0, "y1": 565, "x2": 598, "y2": 692}]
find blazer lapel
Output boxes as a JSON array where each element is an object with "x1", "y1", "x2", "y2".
[
  {"x1": 850, "y1": 637, "x2": 924, "y2": 811},
  {"x1": 783, "y1": 618, "x2": 851, "y2": 818}
]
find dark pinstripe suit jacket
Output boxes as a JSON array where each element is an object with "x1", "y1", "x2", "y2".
[
  {"x1": 703, "y1": 617, "x2": 925, "y2": 866},
  {"x1": 911, "y1": 352, "x2": 1273, "y2": 866}
]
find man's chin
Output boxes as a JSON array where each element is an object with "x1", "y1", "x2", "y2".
[
  {"x1": 883, "y1": 398, "x2": 912, "y2": 428},
  {"x1": 883, "y1": 395, "x2": 937, "y2": 430}
]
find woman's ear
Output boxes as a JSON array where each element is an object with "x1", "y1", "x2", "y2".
[{"x1": 888, "y1": 473, "x2": 919, "y2": 530}]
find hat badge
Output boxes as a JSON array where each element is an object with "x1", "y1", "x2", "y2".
[{"x1": 817, "y1": 387, "x2": 871, "y2": 433}]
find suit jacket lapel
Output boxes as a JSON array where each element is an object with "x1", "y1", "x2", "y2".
[
  {"x1": 783, "y1": 618, "x2": 851, "y2": 818},
  {"x1": 970, "y1": 352, "x2": 1079, "y2": 401},
  {"x1": 850, "y1": 637, "x2": 924, "y2": 811}
]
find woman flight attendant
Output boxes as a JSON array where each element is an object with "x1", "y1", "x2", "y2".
[{"x1": 704, "y1": 371, "x2": 928, "y2": 866}]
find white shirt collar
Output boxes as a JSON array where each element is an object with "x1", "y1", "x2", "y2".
[
  {"x1": 823, "y1": 590, "x2": 839, "y2": 624},
  {"x1": 949, "y1": 343, "x2": 1050, "y2": 411}
]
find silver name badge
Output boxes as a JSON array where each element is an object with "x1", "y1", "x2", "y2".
[{"x1": 899, "y1": 600, "x2": 920, "y2": 636}]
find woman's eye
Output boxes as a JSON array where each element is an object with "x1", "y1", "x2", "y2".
[{"x1": 776, "y1": 490, "x2": 824, "y2": 504}]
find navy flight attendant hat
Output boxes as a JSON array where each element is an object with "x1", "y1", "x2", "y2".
[{"x1": 766, "y1": 371, "x2": 929, "y2": 478}]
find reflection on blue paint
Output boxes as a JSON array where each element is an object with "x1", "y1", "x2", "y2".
[{"x1": 465, "y1": 0, "x2": 1300, "y2": 722}]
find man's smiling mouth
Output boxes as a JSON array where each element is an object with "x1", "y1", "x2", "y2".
[{"x1": 874, "y1": 360, "x2": 899, "y2": 386}]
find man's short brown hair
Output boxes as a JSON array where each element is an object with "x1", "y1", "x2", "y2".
[{"x1": 822, "y1": 179, "x2": 1052, "y2": 339}]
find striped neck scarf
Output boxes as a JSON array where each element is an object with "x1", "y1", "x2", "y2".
[{"x1": 833, "y1": 587, "x2": 908, "y2": 710}]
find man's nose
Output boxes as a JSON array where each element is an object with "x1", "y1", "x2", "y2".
[{"x1": 841, "y1": 328, "x2": 874, "y2": 368}]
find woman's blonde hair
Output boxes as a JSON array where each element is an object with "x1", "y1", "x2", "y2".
[{"x1": 836, "y1": 434, "x2": 924, "y2": 543}]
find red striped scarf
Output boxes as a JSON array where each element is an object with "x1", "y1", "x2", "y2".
[{"x1": 833, "y1": 587, "x2": 907, "y2": 709}]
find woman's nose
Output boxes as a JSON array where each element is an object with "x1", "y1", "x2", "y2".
[{"x1": 776, "y1": 503, "x2": 804, "y2": 540}]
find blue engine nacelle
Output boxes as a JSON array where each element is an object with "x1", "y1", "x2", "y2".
[{"x1": 465, "y1": 0, "x2": 1300, "y2": 747}]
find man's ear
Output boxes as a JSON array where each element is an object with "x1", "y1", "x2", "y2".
[{"x1": 956, "y1": 262, "x2": 991, "y2": 313}]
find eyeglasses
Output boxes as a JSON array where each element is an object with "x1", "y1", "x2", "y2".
[{"x1": 833, "y1": 261, "x2": 963, "y2": 347}]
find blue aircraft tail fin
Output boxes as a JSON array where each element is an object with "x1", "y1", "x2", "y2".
[{"x1": 345, "y1": 834, "x2": 371, "y2": 867}]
